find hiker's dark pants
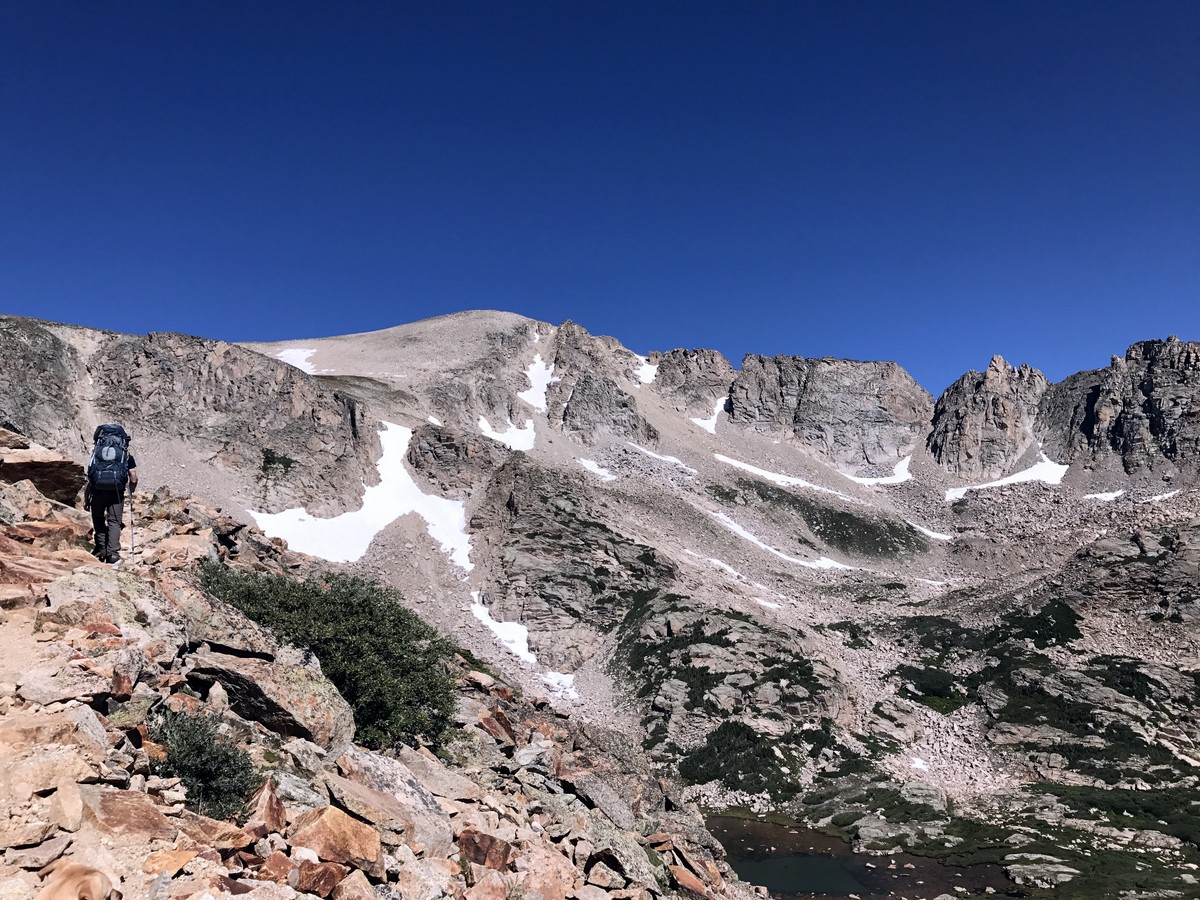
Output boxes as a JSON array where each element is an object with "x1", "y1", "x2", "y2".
[{"x1": 91, "y1": 491, "x2": 125, "y2": 561}]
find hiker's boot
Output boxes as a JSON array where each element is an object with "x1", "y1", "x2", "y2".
[{"x1": 107, "y1": 552, "x2": 121, "y2": 566}]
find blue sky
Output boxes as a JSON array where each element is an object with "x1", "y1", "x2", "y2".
[{"x1": 1, "y1": 2, "x2": 1196, "y2": 393}]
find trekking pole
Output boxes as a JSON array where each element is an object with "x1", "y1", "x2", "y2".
[{"x1": 129, "y1": 491, "x2": 136, "y2": 557}]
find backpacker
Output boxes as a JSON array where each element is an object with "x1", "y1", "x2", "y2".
[{"x1": 87, "y1": 424, "x2": 131, "y2": 492}]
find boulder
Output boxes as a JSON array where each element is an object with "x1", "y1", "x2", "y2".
[
  {"x1": 187, "y1": 648, "x2": 355, "y2": 750},
  {"x1": 0, "y1": 439, "x2": 86, "y2": 505},
  {"x1": 287, "y1": 806, "x2": 383, "y2": 877},
  {"x1": 333, "y1": 746, "x2": 452, "y2": 857}
]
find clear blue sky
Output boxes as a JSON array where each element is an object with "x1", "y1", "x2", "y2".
[{"x1": 1, "y1": 2, "x2": 1196, "y2": 393}]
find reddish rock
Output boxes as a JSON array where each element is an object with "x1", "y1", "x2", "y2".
[
  {"x1": 176, "y1": 808, "x2": 255, "y2": 850},
  {"x1": 288, "y1": 806, "x2": 383, "y2": 876},
  {"x1": 79, "y1": 785, "x2": 176, "y2": 841},
  {"x1": 292, "y1": 859, "x2": 350, "y2": 897},
  {"x1": 514, "y1": 846, "x2": 577, "y2": 900},
  {"x1": 142, "y1": 848, "x2": 198, "y2": 876},
  {"x1": 478, "y1": 711, "x2": 517, "y2": 747},
  {"x1": 331, "y1": 869, "x2": 376, "y2": 900},
  {"x1": 213, "y1": 874, "x2": 253, "y2": 895},
  {"x1": 459, "y1": 829, "x2": 516, "y2": 871},
  {"x1": 259, "y1": 850, "x2": 297, "y2": 884},
  {"x1": 465, "y1": 869, "x2": 509, "y2": 900},
  {"x1": 246, "y1": 779, "x2": 287, "y2": 834},
  {"x1": 668, "y1": 865, "x2": 710, "y2": 898}
]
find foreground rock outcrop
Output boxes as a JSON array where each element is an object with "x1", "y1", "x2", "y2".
[{"x1": 0, "y1": 476, "x2": 751, "y2": 900}]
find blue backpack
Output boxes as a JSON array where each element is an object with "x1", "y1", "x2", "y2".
[{"x1": 87, "y1": 424, "x2": 131, "y2": 492}]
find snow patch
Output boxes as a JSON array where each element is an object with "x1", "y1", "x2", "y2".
[
  {"x1": 627, "y1": 442, "x2": 697, "y2": 475},
  {"x1": 471, "y1": 594, "x2": 579, "y2": 699},
  {"x1": 906, "y1": 520, "x2": 953, "y2": 542},
  {"x1": 842, "y1": 455, "x2": 913, "y2": 486},
  {"x1": 479, "y1": 416, "x2": 536, "y2": 452},
  {"x1": 518, "y1": 354, "x2": 559, "y2": 412},
  {"x1": 1083, "y1": 489, "x2": 1124, "y2": 502},
  {"x1": 690, "y1": 397, "x2": 727, "y2": 435},
  {"x1": 945, "y1": 452, "x2": 1068, "y2": 501},
  {"x1": 684, "y1": 549, "x2": 743, "y2": 580},
  {"x1": 714, "y1": 454, "x2": 853, "y2": 500},
  {"x1": 911, "y1": 757, "x2": 929, "y2": 771},
  {"x1": 708, "y1": 510, "x2": 853, "y2": 570},
  {"x1": 541, "y1": 672, "x2": 579, "y2": 699},
  {"x1": 754, "y1": 598, "x2": 782, "y2": 610},
  {"x1": 1139, "y1": 490, "x2": 1180, "y2": 504},
  {"x1": 276, "y1": 348, "x2": 319, "y2": 374},
  {"x1": 249, "y1": 422, "x2": 472, "y2": 568},
  {"x1": 633, "y1": 355, "x2": 658, "y2": 385},
  {"x1": 579, "y1": 459, "x2": 617, "y2": 482},
  {"x1": 427, "y1": 416, "x2": 443, "y2": 426},
  {"x1": 470, "y1": 594, "x2": 536, "y2": 664}
]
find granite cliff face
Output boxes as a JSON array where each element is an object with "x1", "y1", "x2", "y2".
[
  {"x1": 1040, "y1": 337, "x2": 1200, "y2": 474},
  {"x1": 927, "y1": 355, "x2": 1050, "y2": 479},
  {"x1": 0, "y1": 317, "x2": 379, "y2": 516},
  {"x1": 727, "y1": 355, "x2": 932, "y2": 467}
]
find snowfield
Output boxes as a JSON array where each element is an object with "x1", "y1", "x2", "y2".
[
  {"x1": 690, "y1": 397, "x2": 726, "y2": 434},
  {"x1": 517, "y1": 354, "x2": 559, "y2": 412},
  {"x1": 709, "y1": 510, "x2": 853, "y2": 570},
  {"x1": 714, "y1": 454, "x2": 853, "y2": 500},
  {"x1": 945, "y1": 452, "x2": 1068, "y2": 501},
  {"x1": 842, "y1": 455, "x2": 913, "y2": 486},
  {"x1": 275, "y1": 348, "x2": 319, "y2": 374},
  {"x1": 627, "y1": 442, "x2": 697, "y2": 474},
  {"x1": 249, "y1": 422, "x2": 473, "y2": 569},
  {"x1": 578, "y1": 459, "x2": 617, "y2": 482},
  {"x1": 633, "y1": 355, "x2": 658, "y2": 385},
  {"x1": 471, "y1": 594, "x2": 578, "y2": 699},
  {"x1": 479, "y1": 416, "x2": 536, "y2": 451}
]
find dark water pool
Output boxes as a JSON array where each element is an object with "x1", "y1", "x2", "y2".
[{"x1": 708, "y1": 816, "x2": 1018, "y2": 899}]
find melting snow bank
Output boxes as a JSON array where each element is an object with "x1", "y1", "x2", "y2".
[
  {"x1": 579, "y1": 459, "x2": 617, "y2": 482},
  {"x1": 627, "y1": 442, "x2": 697, "y2": 474},
  {"x1": 470, "y1": 594, "x2": 578, "y2": 699},
  {"x1": 633, "y1": 355, "x2": 658, "y2": 385},
  {"x1": 690, "y1": 397, "x2": 727, "y2": 434},
  {"x1": 842, "y1": 455, "x2": 912, "y2": 486},
  {"x1": 249, "y1": 422, "x2": 472, "y2": 568},
  {"x1": 517, "y1": 354, "x2": 559, "y2": 412},
  {"x1": 708, "y1": 510, "x2": 853, "y2": 570},
  {"x1": 714, "y1": 454, "x2": 853, "y2": 500},
  {"x1": 1083, "y1": 489, "x2": 1125, "y2": 501},
  {"x1": 276, "y1": 348, "x2": 319, "y2": 374},
  {"x1": 479, "y1": 416, "x2": 536, "y2": 451},
  {"x1": 684, "y1": 549, "x2": 744, "y2": 580},
  {"x1": 906, "y1": 520, "x2": 953, "y2": 542},
  {"x1": 1139, "y1": 490, "x2": 1181, "y2": 504},
  {"x1": 945, "y1": 452, "x2": 1068, "y2": 502}
]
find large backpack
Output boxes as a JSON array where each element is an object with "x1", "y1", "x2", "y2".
[{"x1": 87, "y1": 424, "x2": 131, "y2": 492}]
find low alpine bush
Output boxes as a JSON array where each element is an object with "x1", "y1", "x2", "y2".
[
  {"x1": 198, "y1": 560, "x2": 457, "y2": 750},
  {"x1": 150, "y1": 709, "x2": 260, "y2": 821}
]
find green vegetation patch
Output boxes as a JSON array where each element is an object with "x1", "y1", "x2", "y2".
[
  {"x1": 735, "y1": 479, "x2": 929, "y2": 559},
  {"x1": 895, "y1": 664, "x2": 968, "y2": 713},
  {"x1": 679, "y1": 721, "x2": 798, "y2": 797},
  {"x1": 150, "y1": 709, "x2": 261, "y2": 821},
  {"x1": 1040, "y1": 784, "x2": 1200, "y2": 845},
  {"x1": 199, "y1": 560, "x2": 457, "y2": 750},
  {"x1": 990, "y1": 597, "x2": 1082, "y2": 648}
]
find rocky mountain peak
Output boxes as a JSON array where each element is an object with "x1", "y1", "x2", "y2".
[
  {"x1": 727, "y1": 354, "x2": 932, "y2": 468},
  {"x1": 928, "y1": 355, "x2": 1050, "y2": 479}
]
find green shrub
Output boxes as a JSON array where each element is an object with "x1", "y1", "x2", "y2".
[
  {"x1": 679, "y1": 721, "x2": 798, "y2": 797},
  {"x1": 150, "y1": 709, "x2": 260, "y2": 821},
  {"x1": 198, "y1": 561, "x2": 457, "y2": 750}
]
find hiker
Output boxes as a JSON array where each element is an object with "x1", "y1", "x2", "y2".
[{"x1": 83, "y1": 424, "x2": 137, "y2": 564}]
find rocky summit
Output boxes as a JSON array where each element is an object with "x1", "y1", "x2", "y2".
[{"x1": 2, "y1": 311, "x2": 1200, "y2": 899}]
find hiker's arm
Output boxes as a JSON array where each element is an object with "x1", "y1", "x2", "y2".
[
  {"x1": 129, "y1": 469, "x2": 138, "y2": 493},
  {"x1": 83, "y1": 482, "x2": 92, "y2": 511}
]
